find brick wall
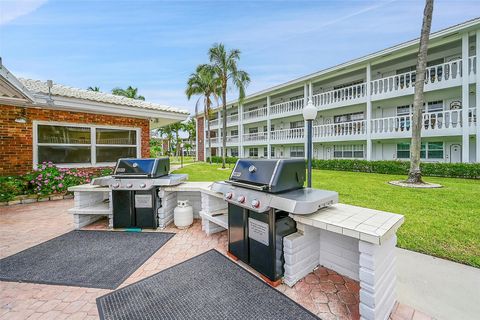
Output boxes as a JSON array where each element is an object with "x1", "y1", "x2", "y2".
[
  {"x1": 196, "y1": 116, "x2": 205, "y2": 161},
  {"x1": 0, "y1": 105, "x2": 150, "y2": 176}
]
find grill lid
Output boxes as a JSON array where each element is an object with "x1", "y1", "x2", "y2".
[
  {"x1": 229, "y1": 159, "x2": 305, "y2": 193},
  {"x1": 113, "y1": 158, "x2": 170, "y2": 178}
]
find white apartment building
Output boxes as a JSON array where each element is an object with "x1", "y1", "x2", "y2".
[{"x1": 196, "y1": 19, "x2": 480, "y2": 163}]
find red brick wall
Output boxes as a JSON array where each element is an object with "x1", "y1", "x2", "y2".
[
  {"x1": 0, "y1": 105, "x2": 150, "y2": 176},
  {"x1": 196, "y1": 116, "x2": 205, "y2": 161}
]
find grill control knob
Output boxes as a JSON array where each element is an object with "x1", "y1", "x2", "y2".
[
  {"x1": 251, "y1": 199, "x2": 260, "y2": 208},
  {"x1": 237, "y1": 195, "x2": 246, "y2": 203},
  {"x1": 112, "y1": 183, "x2": 120, "y2": 189},
  {"x1": 126, "y1": 183, "x2": 133, "y2": 189},
  {"x1": 139, "y1": 183, "x2": 146, "y2": 189},
  {"x1": 225, "y1": 192, "x2": 233, "y2": 200}
]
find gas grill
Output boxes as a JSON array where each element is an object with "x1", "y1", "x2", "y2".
[
  {"x1": 94, "y1": 158, "x2": 187, "y2": 229},
  {"x1": 211, "y1": 158, "x2": 338, "y2": 284}
]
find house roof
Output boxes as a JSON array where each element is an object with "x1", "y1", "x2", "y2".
[{"x1": 19, "y1": 78, "x2": 189, "y2": 115}]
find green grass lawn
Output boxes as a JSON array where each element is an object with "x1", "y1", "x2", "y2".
[
  {"x1": 169, "y1": 156, "x2": 196, "y2": 165},
  {"x1": 174, "y1": 162, "x2": 480, "y2": 268}
]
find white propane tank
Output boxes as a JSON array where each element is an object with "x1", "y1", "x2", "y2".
[{"x1": 174, "y1": 200, "x2": 193, "y2": 229}]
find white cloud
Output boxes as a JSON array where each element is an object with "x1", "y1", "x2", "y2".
[{"x1": 0, "y1": 0, "x2": 47, "y2": 25}]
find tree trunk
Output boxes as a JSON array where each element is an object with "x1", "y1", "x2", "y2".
[
  {"x1": 222, "y1": 83, "x2": 227, "y2": 169},
  {"x1": 206, "y1": 100, "x2": 212, "y2": 165},
  {"x1": 407, "y1": 0, "x2": 434, "y2": 184}
]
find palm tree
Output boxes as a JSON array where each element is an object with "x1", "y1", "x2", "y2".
[
  {"x1": 169, "y1": 122, "x2": 183, "y2": 156},
  {"x1": 186, "y1": 64, "x2": 221, "y2": 164},
  {"x1": 87, "y1": 86, "x2": 100, "y2": 92},
  {"x1": 182, "y1": 118, "x2": 196, "y2": 148},
  {"x1": 208, "y1": 43, "x2": 250, "y2": 168},
  {"x1": 111, "y1": 86, "x2": 145, "y2": 100},
  {"x1": 407, "y1": 0, "x2": 434, "y2": 184}
]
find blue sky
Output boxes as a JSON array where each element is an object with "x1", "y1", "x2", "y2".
[{"x1": 1, "y1": 0, "x2": 479, "y2": 114}]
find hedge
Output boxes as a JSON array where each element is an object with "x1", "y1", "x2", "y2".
[
  {"x1": 311, "y1": 159, "x2": 480, "y2": 179},
  {"x1": 206, "y1": 156, "x2": 239, "y2": 164}
]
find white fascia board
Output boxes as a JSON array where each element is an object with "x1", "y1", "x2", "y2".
[
  {"x1": 0, "y1": 64, "x2": 35, "y2": 102},
  {"x1": 30, "y1": 94, "x2": 189, "y2": 121},
  {"x1": 196, "y1": 18, "x2": 480, "y2": 116}
]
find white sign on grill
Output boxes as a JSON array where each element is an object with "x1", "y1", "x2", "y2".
[
  {"x1": 135, "y1": 194, "x2": 152, "y2": 208},
  {"x1": 248, "y1": 218, "x2": 269, "y2": 246}
]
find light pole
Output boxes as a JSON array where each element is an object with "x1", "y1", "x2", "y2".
[
  {"x1": 180, "y1": 143, "x2": 185, "y2": 168},
  {"x1": 302, "y1": 99, "x2": 317, "y2": 188}
]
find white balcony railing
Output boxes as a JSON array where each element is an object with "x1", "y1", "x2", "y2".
[
  {"x1": 313, "y1": 120, "x2": 366, "y2": 139},
  {"x1": 370, "y1": 58, "x2": 465, "y2": 97},
  {"x1": 469, "y1": 56, "x2": 477, "y2": 76},
  {"x1": 270, "y1": 98, "x2": 304, "y2": 116},
  {"x1": 371, "y1": 110, "x2": 463, "y2": 135},
  {"x1": 270, "y1": 128, "x2": 304, "y2": 141},
  {"x1": 208, "y1": 119, "x2": 219, "y2": 127},
  {"x1": 243, "y1": 132, "x2": 268, "y2": 142},
  {"x1": 227, "y1": 114, "x2": 239, "y2": 124},
  {"x1": 208, "y1": 137, "x2": 219, "y2": 144},
  {"x1": 312, "y1": 82, "x2": 366, "y2": 108},
  {"x1": 226, "y1": 135, "x2": 239, "y2": 143},
  {"x1": 243, "y1": 107, "x2": 267, "y2": 121}
]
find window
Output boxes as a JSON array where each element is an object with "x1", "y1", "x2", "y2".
[
  {"x1": 396, "y1": 142, "x2": 443, "y2": 160},
  {"x1": 249, "y1": 148, "x2": 258, "y2": 157},
  {"x1": 248, "y1": 127, "x2": 258, "y2": 134},
  {"x1": 290, "y1": 121, "x2": 304, "y2": 129},
  {"x1": 231, "y1": 147, "x2": 239, "y2": 157},
  {"x1": 231, "y1": 129, "x2": 238, "y2": 136},
  {"x1": 333, "y1": 145, "x2": 364, "y2": 159},
  {"x1": 290, "y1": 146, "x2": 304, "y2": 158},
  {"x1": 35, "y1": 123, "x2": 139, "y2": 166},
  {"x1": 263, "y1": 125, "x2": 268, "y2": 132},
  {"x1": 263, "y1": 148, "x2": 268, "y2": 158},
  {"x1": 271, "y1": 146, "x2": 275, "y2": 158},
  {"x1": 334, "y1": 112, "x2": 364, "y2": 123}
]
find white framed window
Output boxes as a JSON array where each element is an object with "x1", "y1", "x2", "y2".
[
  {"x1": 290, "y1": 146, "x2": 304, "y2": 158},
  {"x1": 33, "y1": 121, "x2": 141, "y2": 168},
  {"x1": 230, "y1": 147, "x2": 239, "y2": 157},
  {"x1": 249, "y1": 148, "x2": 259, "y2": 157},
  {"x1": 396, "y1": 142, "x2": 444, "y2": 160},
  {"x1": 333, "y1": 144, "x2": 364, "y2": 159}
]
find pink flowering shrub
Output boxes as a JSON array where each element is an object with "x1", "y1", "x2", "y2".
[{"x1": 23, "y1": 162, "x2": 113, "y2": 196}]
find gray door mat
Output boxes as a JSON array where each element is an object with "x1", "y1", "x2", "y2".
[
  {"x1": 96, "y1": 249, "x2": 319, "y2": 320},
  {"x1": 0, "y1": 230, "x2": 174, "y2": 289}
]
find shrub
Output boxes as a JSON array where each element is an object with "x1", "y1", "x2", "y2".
[
  {"x1": 311, "y1": 159, "x2": 480, "y2": 179},
  {"x1": 206, "y1": 156, "x2": 238, "y2": 164},
  {"x1": 0, "y1": 176, "x2": 26, "y2": 202}
]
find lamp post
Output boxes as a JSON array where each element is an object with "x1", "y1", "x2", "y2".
[
  {"x1": 302, "y1": 99, "x2": 317, "y2": 188},
  {"x1": 180, "y1": 143, "x2": 185, "y2": 168}
]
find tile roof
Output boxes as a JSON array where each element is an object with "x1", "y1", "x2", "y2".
[{"x1": 19, "y1": 78, "x2": 189, "y2": 115}]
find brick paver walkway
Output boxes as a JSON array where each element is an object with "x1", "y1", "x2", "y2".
[{"x1": 0, "y1": 200, "x2": 432, "y2": 320}]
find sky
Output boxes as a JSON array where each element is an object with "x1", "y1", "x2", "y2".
[{"x1": 0, "y1": 0, "x2": 479, "y2": 114}]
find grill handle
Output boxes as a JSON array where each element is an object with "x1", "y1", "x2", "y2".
[{"x1": 226, "y1": 180, "x2": 269, "y2": 191}]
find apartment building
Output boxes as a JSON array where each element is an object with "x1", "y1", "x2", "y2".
[{"x1": 196, "y1": 19, "x2": 480, "y2": 163}]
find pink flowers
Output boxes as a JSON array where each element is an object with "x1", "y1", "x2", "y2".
[{"x1": 58, "y1": 183, "x2": 63, "y2": 188}]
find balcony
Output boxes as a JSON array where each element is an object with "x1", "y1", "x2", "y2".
[
  {"x1": 243, "y1": 107, "x2": 267, "y2": 123},
  {"x1": 270, "y1": 98, "x2": 304, "y2": 118},
  {"x1": 207, "y1": 119, "x2": 220, "y2": 128},
  {"x1": 243, "y1": 132, "x2": 268, "y2": 144},
  {"x1": 313, "y1": 120, "x2": 366, "y2": 142},
  {"x1": 370, "y1": 57, "x2": 477, "y2": 100},
  {"x1": 270, "y1": 128, "x2": 304, "y2": 143},
  {"x1": 312, "y1": 82, "x2": 367, "y2": 109},
  {"x1": 227, "y1": 114, "x2": 239, "y2": 124},
  {"x1": 370, "y1": 109, "x2": 465, "y2": 139}
]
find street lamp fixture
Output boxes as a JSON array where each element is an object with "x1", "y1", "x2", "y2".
[{"x1": 303, "y1": 99, "x2": 317, "y2": 188}]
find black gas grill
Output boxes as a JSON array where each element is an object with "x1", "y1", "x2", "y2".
[
  {"x1": 212, "y1": 159, "x2": 338, "y2": 284},
  {"x1": 109, "y1": 158, "x2": 185, "y2": 229}
]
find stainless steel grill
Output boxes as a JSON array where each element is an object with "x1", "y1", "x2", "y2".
[
  {"x1": 93, "y1": 158, "x2": 187, "y2": 229},
  {"x1": 211, "y1": 158, "x2": 338, "y2": 284}
]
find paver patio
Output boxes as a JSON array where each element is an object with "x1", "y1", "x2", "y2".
[{"x1": 0, "y1": 200, "x2": 431, "y2": 320}]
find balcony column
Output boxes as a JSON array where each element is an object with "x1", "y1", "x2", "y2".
[
  {"x1": 476, "y1": 30, "x2": 480, "y2": 162},
  {"x1": 462, "y1": 33, "x2": 470, "y2": 163},
  {"x1": 239, "y1": 104, "x2": 244, "y2": 158},
  {"x1": 267, "y1": 96, "x2": 272, "y2": 159},
  {"x1": 217, "y1": 111, "x2": 222, "y2": 156},
  {"x1": 366, "y1": 63, "x2": 373, "y2": 160}
]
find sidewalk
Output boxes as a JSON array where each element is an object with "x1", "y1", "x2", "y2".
[{"x1": 396, "y1": 248, "x2": 480, "y2": 320}]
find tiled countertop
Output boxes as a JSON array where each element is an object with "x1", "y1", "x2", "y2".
[
  {"x1": 68, "y1": 184, "x2": 110, "y2": 192},
  {"x1": 290, "y1": 204, "x2": 404, "y2": 245},
  {"x1": 164, "y1": 181, "x2": 222, "y2": 197}
]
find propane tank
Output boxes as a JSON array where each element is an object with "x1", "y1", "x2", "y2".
[{"x1": 174, "y1": 200, "x2": 193, "y2": 229}]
